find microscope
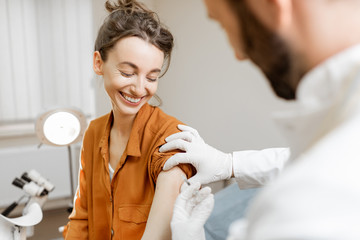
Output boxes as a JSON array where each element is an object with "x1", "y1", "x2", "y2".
[{"x1": 0, "y1": 170, "x2": 54, "y2": 240}]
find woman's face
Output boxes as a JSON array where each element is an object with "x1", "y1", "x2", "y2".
[{"x1": 95, "y1": 36, "x2": 164, "y2": 117}]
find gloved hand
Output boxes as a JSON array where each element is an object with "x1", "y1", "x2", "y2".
[
  {"x1": 160, "y1": 125, "x2": 233, "y2": 185},
  {"x1": 171, "y1": 182, "x2": 214, "y2": 240}
]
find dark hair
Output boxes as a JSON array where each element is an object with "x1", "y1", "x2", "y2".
[
  {"x1": 95, "y1": 0, "x2": 174, "y2": 77},
  {"x1": 226, "y1": 0, "x2": 299, "y2": 100}
]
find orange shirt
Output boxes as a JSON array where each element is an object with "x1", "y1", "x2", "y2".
[{"x1": 65, "y1": 103, "x2": 195, "y2": 239}]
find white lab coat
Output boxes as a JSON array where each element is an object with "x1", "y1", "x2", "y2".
[{"x1": 228, "y1": 44, "x2": 360, "y2": 239}]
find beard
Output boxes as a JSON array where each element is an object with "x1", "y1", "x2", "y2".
[{"x1": 228, "y1": 0, "x2": 305, "y2": 100}]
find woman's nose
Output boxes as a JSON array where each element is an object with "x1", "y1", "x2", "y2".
[{"x1": 130, "y1": 76, "x2": 146, "y2": 96}]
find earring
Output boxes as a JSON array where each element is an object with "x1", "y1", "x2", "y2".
[{"x1": 149, "y1": 94, "x2": 162, "y2": 107}]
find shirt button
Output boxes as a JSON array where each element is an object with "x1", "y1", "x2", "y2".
[
  {"x1": 110, "y1": 196, "x2": 112, "y2": 202},
  {"x1": 111, "y1": 228, "x2": 114, "y2": 236}
]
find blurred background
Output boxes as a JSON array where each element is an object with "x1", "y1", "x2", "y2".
[{"x1": 0, "y1": 0, "x2": 287, "y2": 239}]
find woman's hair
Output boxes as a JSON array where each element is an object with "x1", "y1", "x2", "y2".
[{"x1": 95, "y1": 0, "x2": 174, "y2": 77}]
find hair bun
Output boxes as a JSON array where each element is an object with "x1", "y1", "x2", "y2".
[{"x1": 105, "y1": 0, "x2": 149, "y2": 14}]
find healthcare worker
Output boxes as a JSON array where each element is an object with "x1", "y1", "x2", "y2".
[{"x1": 164, "y1": 0, "x2": 360, "y2": 239}]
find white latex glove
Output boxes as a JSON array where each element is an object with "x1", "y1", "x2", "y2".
[
  {"x1": 160, "y1": 124, "x2": 233, "y2": 185},
  {"x1": 171, "y1": 182, "x2": 214, "y2": 240}
]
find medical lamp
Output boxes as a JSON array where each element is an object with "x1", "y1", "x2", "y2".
[{"x1": 35, "y1": 108, "x2": 87, "y2": 206}]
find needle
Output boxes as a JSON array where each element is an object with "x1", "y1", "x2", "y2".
[{"x1": 182, "y1": 175, "x2": 191, "y2": 186}]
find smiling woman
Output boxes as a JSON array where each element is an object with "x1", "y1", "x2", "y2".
[{"x1": 62, "y1": 0, "x2": 195, "y2": 240}]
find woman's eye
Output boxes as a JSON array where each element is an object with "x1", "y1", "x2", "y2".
[
  {"x1": 147, "y1": 77, "x2": 158, "y2": 82},
  {"x1": 147, "y1": 74, "x2": 159, "y2": 82},
  {"x1": 120, "y1": 71, "x2": 134, "y2": 78}
]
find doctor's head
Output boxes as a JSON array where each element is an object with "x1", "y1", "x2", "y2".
[
  {"x1": 203, "y1": 0, "x2": 360, "y2": 101},
  {"x1": 93, "y1": 0, "x2": 174, "y2": 117}
]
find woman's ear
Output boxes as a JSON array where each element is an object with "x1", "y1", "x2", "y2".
[{"x1": 93, "y1": 51, "x2": 104, "y2": 75}]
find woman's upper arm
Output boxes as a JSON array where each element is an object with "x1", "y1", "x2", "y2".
[{"x1": 141, "y1": 166, "x2": 186, "y2": 240}]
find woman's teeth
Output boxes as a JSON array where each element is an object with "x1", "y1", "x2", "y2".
[{"x1": 122, "y1": 93, "x2": 141, "y2": 103}]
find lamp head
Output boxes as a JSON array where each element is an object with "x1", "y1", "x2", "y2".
[{"x1": 35, "y1": 108, "x2": 86, "y2": 146}]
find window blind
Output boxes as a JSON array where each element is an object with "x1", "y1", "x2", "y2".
[{"x1": 0, "y1": 0, "x2": 94, "y2": 125}]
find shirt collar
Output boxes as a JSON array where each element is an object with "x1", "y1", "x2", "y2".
[
  {"x1": 297, "y1": 44, "x2": 360, "y2": 110},
  {"x1": 273, "y1": 44, "x2": 360, "y2": 159},
  {"x1": 99, "y1": 103, "x2": 153, "y2": 158},
  {"x1": 126, "y1": 104, "x2": 153, "y2": 157}
]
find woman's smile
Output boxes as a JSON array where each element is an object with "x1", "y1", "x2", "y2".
[{"x1": 119, "y1": 91, "x2": 143, "y2": 105}]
